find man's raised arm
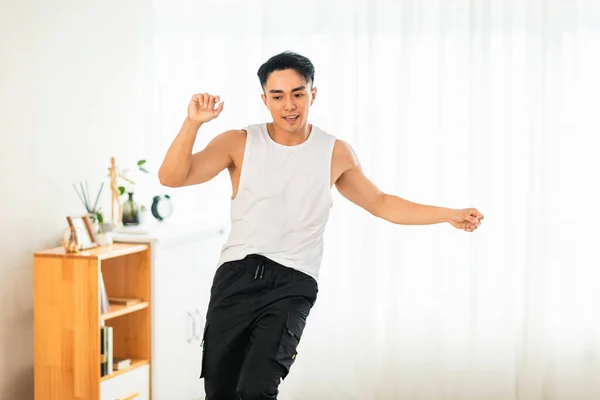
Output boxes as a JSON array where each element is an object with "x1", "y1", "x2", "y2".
[{"x1": 158, "y1": 92, "x2": 233, "y2": 187}]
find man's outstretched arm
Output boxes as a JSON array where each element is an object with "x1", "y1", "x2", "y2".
[
  {"x1": 332, "y1": 140, "x2": 483, "y2": 232},
  {"x1": 159, "y1": 92, "x2": 237, "y2": 188}
]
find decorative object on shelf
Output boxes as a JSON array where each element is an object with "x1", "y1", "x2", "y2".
[
  {"x1": 66, "y1": 215, "x2": 97, "y2": 250},
  {"x1": 122, "y1": 192, "x2": 140, "y2": 226},
  {"x1": 139, "y1": 204, "x2": 150, "y2": 225},
  {"x1": 151, "y1": 194, "x2": 173, "y2": 221},
  {"x1": 108, "y1": 157, "x2": 149, "y2": 228},
  {"x1": 72, "y1": 180, "x2": 105, "y2": 234},
  {"x1": 109, "y1": 157, "x2": 123, "y2": 228},
  {"x1": 97, "y1": 232, "x2": 113, "y2": 246},
  {"x1": 61, "y1": 226, "x2": 80, "y2": 253}
]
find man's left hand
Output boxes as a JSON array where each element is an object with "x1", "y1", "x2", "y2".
[{"x1": 449, "y1": 208, "x2": 484, "y2": 232}]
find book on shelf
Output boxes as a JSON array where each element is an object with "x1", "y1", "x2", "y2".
[
  {"x1": 100, "y1": 326, "x2": 113, "y2": 377},
  {"x1": 100, "y1": 326, "x2": 133, "y2": 375},
  {"x1": 108, "y1": 297, "x2": 142, "y2": 306},
  {"x1": 113, "y1": 357, "x2": 132, "y2": 370},
  {"x1": 99, "y1": 272, "x2": 109, "y2": 314}
]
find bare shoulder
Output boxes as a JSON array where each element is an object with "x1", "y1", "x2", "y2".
[
  {"x1": 331, "y1": 139, "x2": 360, "y2": 184},
  {"x1": 207, "y1": 129, "x2": 246, "y2": 155},
  {"x1": 217, "y1": 128, "x2": 247, "y2": 145},
  {"x1": 229, "y1": 128, "x2": 247, "y2": 150},
  {"x1": 333, "y1": 139, "x2": 360, "y2": 169},
  {"x1": 194, "y1": 128, "x2": 246, "y2": 168}
]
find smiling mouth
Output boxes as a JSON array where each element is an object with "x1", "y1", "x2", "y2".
[{"x1": 283, "y1": 115, "x2": 299, "y2": 121}]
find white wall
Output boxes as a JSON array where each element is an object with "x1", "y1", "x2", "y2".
[{"x1": 0, "y1": 1, "x2": 155, "y2": 397}]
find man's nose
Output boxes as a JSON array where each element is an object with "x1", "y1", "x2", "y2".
[{"x1": 284, "y1": 97, "x2": 296, "y2": 111}]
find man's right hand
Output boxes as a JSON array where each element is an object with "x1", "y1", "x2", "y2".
[{"x1": 187, "y1": 93, "x2": 224, "y2": 123}]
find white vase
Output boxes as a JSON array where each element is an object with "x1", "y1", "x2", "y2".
[
  {"x1": 139, "y1": 209, "x2": 151, "y2": 225},
  {"x1": 96, "y1": 233, "x2": 113, "y2": 246}
]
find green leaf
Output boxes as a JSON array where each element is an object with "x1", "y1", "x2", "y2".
[
  {"x1": 139, "y1": 167, "x2": 149, "y2": 174},
  {"x1": 119, "y1": 186, "x2": 126, "y2": 196},
  {"x1": 137, "y1": 159, "x2": 147, "y2": 166}
]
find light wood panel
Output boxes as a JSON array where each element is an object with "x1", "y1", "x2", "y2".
[{"x1": 34, "y1": 255, "x2": 100, "y2": 399}]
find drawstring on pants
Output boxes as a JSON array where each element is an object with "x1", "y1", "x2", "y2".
[{"x1": 254, "y1": 263, "x2": 265, "y2": 280}]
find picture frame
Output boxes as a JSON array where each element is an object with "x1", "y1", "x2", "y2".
[{"x1": 66, "y1": 215, "x2": 98, "y2": 250}]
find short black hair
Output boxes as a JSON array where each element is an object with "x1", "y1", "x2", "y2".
[{"x1": 257, "y1": 51, "x2": 315, "y2": 90}]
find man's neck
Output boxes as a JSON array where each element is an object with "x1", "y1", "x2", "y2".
[{"x1": 266, "y1": 122, "x2": 312, "y2": 146}]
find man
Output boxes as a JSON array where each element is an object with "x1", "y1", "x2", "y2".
[{"x1": 158, "y1": 51, "x2": 483, "y2": 400}]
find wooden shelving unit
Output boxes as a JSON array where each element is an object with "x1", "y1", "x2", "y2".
[{"x1": 34, "y1": 242, "x2": 151, "y2": 400}]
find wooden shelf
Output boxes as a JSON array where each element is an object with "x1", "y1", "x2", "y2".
[
  {"x1": 34, "y1": 242, "x2": 151, "y2": 399},
  {"x1": 34, "y1": 242, "x2": 149, "y2": 260},
  {"x1": 100, "y1": 358, "x2": 149, "y2": 382},
  {"x1": 101, "y1": 301, "x2": 149, "y2": 321}
]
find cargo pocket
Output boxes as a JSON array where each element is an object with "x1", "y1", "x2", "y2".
[
  {"x1": 199, "y1": 323, "x2": 209, "y2": 378},
  {"x1": 275, "y1": 314, "x2": 306, "y2": 380}
]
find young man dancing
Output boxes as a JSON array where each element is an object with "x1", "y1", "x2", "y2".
[{"x1": 158, "y1": 51, "x2": 484, "y2": 400}]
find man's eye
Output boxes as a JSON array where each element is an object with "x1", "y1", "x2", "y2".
[
  {"x1": 294, "y1": 94, "x2": 304, "y2": 98},
  {"x1": 273, "y1": 96, "x2": 281, "y2": 100}
]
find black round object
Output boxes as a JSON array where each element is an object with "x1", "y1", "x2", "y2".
[{"x1": 151, "y1": 194, "x2": 173, "y2": 221}]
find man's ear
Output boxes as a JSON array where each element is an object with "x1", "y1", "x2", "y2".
[
  {"x1": 310, "y1": 87, "x2": 317, "y2": 106},
  {"x1": 261, "y1": 93, "x2": 268, "y2": 108}
]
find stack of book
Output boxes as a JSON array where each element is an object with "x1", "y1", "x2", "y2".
[
  {"x1": 100, "y1": 325, "x2": 113, "y2": 377},
  {"x1": 100, "y1": 325, "x2": 133, "y2": 376}
]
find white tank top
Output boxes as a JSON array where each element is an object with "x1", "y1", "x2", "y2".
[{"x1": 217, "y1": 122, "x2": 336, "y2": 281}]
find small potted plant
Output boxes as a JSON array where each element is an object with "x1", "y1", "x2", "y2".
[
  {"x1": 91, "y1": 210, "x2": 114, "y2": 245},
  {"x1": 72, "y1": 182, "x2": 113, "y2": 245}
]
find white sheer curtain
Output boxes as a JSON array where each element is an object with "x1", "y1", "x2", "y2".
[{"x1": 152, "y1": 0, "x2": 600, "y2": 399}]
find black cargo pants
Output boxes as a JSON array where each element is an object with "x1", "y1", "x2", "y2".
[{"x1": 200, "y1": 254, "x2": 318, "y2": 400}]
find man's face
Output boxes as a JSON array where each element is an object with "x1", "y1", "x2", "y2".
[{"x1": 261, "y1": 69, "x2": 317, "y2": 134}]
